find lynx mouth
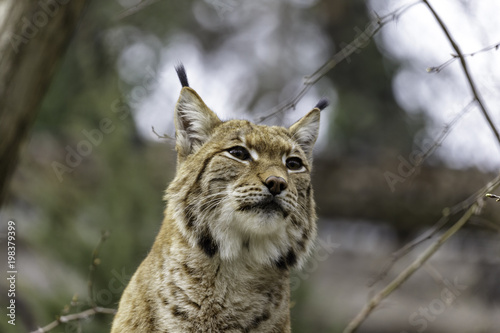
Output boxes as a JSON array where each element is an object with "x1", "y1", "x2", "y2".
[{"x1": 238, "y1": 197, "x2": 288, "y2": 218}]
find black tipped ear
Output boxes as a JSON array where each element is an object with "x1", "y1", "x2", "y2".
[
  {"x1": 289, "y1": 109, "x2": 320, "y2": 161},
  {"x1": 174, "y1": 87, "x2": 221, "y2": 161},
  {"x1": 175, "y1": 63, "x2": 189, "y2": 87},
  {"x1": 315, "y1": 98, "x2": 329, "y2": 111}
]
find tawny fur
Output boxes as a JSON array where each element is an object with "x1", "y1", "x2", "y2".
[{"x1": 112, "y1": 66, "x2": 322, "y2": 333}]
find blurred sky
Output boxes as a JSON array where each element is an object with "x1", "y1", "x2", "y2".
[
  {"x1": 115, "y1": 0, "x2": 500, "y2": 170},
  {"x1": 112, "y1": 0, "x2": 336, "y2": 151},
  {"x1": 368, "y1": 0, "x2": 500, "y2": 171}
]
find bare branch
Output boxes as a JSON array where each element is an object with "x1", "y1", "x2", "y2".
[
  {"x1": 370, "y1": 172, "x2": 500, "y2": 286},
  {"x1": 152, "y1": 126, "x2": 174, "y2": 140},
  {"x1": 343, "y1": 174, "x2": 500, "y2": 332},
  {"x1": 33, "y1": 232, "x2": 115, "y2": 332},
  {"x1": 486, "y1": 193, "x2": 500, "y2": 202},
  {"x1": 367, "y1": 215, "x2": 448, "y2": 287},
  {"x1": 427, "y1": 40, "x2": 500, "y2": 73},
  {"x1": 114, "y1": 0, "x2": 161, "y2": 21},
  {"x1": 30, "y1": 307, "x2": 117, "y2": 333},
  {"x1": 367, "y1": 101, "x2": 476, "y2": 286},
  {"x1": 417, "y1": 100, "x2": 474, "y2": 163},
  {"x1": 423, "y1": 263, "x2": 463, "y2": 306},
  {"x1": 344, "y1": 204, "x2": 476, "y2": 333},
  {"x1": 88, "y1": 230, "x2": 110, "y2": 308},
  {"x1": 388, "y1": 99, "x2": 475, "y2": 189},
  {"x1": 256, "y1": 1, "x2": 421, "y2": 123},
  {"x1": 366, "y1": 4, "x2": 500, "y2": 288},
  {"x1": 423, "y1": 0, "x2": 500, "y2": 147}
]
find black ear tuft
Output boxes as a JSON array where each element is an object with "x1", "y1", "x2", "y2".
[
  {"x1": 175, "y1": 63, "x2": 189, "y2": 87},
  {"x1": 314, "y1": 98, "x2": 329, "y2": 111}
]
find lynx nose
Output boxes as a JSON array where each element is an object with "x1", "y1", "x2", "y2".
[{"x1": 265, "y1": 176, "x2": 287, "y2": 196}]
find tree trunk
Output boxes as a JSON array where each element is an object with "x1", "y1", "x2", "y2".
[{"x1": 0, "y1": 0, "x2": 89, "y2": 207}]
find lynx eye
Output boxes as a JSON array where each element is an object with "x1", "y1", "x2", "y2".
[
  {"x1": 228, "y1": 146, "x2": 251, "y2": 161},
  {"x1": 286, "y1": 157, "x2": 303, "y2": 171}
]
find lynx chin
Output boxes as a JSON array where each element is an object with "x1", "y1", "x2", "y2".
[{"x1": 111, "y1": 64, "x2": 328, "y2": 333}]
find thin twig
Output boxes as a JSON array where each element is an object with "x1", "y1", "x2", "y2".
[
  {"x1": 304, "y1": 1, "x2": 421, "y2": 84},
  {"x1": 343, "y1": 174, "x2": 500, "y2": 332},
  {"x1": 468, "y1": 216, "x2": 500, "y2": 232},
  {"x1": 114, "y1": 0, "x2": 161, "y2": 21},
  {"x1": 367, "y1": 215, "x2": 448, "y2": 287},
  {"x1": 384, "y1": 99, "x2": 475, "y2": 192},
  {"x1": 343, "y1": 203, "x2": 477, "y2": 333},
  {"x1": 256, "y1": 1, "x2": 421, "y2": 123},
  {"x1": 33, "y1": 232, "x2": 114, "y2": 332},
  {"x1": 417, "y1": 100, "x2": 474, "y2": 163},
  {"x1": 88, "y1": 230, "x2": 110, "y2": 308},
  {"x1": 370, "y1": 173, "x2": 500, "y2": 286},
  {"x1": 423, "y1": 0, "x2": 500, "y2": 147},
  {"x1": 427, "y1": 40, "x2": 500, "y2": 73},
  {"x1": 30, "y1": 307, "x2": 117, "y2": 333},
  {"x1": 369, "y1": 100, "x2": 475, "y2": 286},
  {"x1": 368, "y1": 3, "x2": 500, "y2": 283},
  {"x1": 423, "y1": 262, "x2": 445, "y2": 286},
  {"x1": 152, "y1": 126, "x2": 174, "y2": 140},
  {"x1": 423, "y1": 263, "x2": 463, "y2": 306},
  {"x1": 486, "y1": 193, "x2": 500, "y2": 202}
]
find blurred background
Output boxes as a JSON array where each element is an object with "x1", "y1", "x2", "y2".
[{"x1": 1, "y1": 0, "x2": 499, "y2": 332}]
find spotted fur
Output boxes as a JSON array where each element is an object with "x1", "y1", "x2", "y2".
[{"x1": 112, "y1": 66, "x2": 322, "y2": 333}]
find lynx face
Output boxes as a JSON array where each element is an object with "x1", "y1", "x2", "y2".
[
  {"x1": 167, "y1": 65, "x2": 326, "y2": 269},
  {"x1": 112, "y1": 66, "x2": 328, "y2": 333}
]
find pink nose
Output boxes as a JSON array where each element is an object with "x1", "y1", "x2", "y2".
[{"x1": 265, "y1": 176, "x2": 287, "y2": 196}]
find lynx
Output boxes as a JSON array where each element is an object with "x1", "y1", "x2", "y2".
[{"x1": 111, "y1": 65, "x2": 328, "y2": 333}]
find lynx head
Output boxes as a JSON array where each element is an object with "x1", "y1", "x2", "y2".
[{"x1": 166, "y1": 64, "x2": 328, "y2": 269}]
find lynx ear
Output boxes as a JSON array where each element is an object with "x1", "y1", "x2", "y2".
[
  {"x1": 173, "y1": 64, "x2": 221, "y2": 159},
  {"x1": 174, "y1": 87, "x2": 221, "y2": 159},
  {"x1": 289, "y1": 98, "x2": 328, "y2": 160}
]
